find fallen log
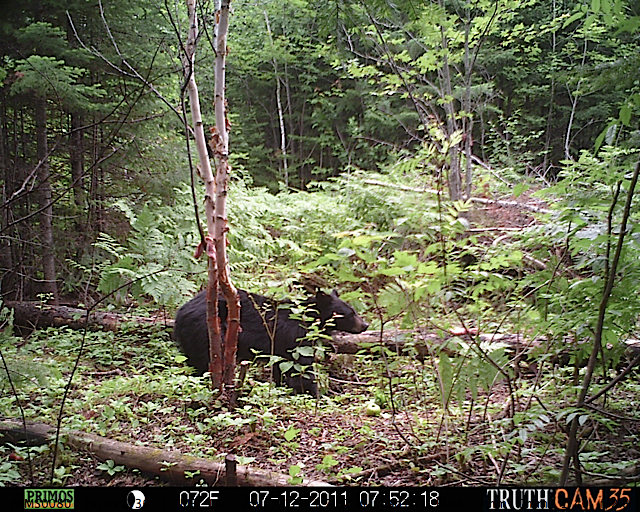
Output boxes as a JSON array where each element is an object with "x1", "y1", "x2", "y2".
[
  {"x1": 4, "y1": 300, "x2": 535, "y2": 358},
  {"x1": 18, "y1": 301, "x2": 621, "y2": 368},
  {"x1": 6, "y1": 301, "x2": 172, "y2": 333},
  {"x1": 363, "y1": 179, "x2": 552, "y2": 214},
  {"x1": 330, "y1": 330, "x2": 538, "y2": 359},
  {"x1": 0, "y1": 418, "x2": 329, "y2": 487}
]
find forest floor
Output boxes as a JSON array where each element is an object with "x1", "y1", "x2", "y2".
[
  {"x1": 13, "y1": 357, "x2": 640, "y2": 488},
  {"x1": 5, "y1": 199, "x2": 640, "y2": 488}
]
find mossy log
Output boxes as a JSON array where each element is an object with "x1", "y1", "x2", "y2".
[{"x1": 0, "y1": 418, "x2": 329, "y2": 487}]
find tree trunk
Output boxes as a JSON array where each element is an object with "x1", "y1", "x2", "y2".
[
  {"x1": 70, "y1": 113, "x2": 85, "y2": 226},
  {"x1": 542, "y1": 0, "x2": 557, "y2": 173},
  {"x1": 463, "y1": 18, "x2": 473, "y2": 200},
  {"x1": 184, "y1": 0, "x2": 223, "y2": 390},
  {"x1": 0, "y1": 98, "x2": 14, "y2": 298},
  {"x1": 213, "y1": 0, "x2": 240, "y2": 389},
  {"x1": 2, "y1": 107, "x2": 26, "y2": 300},
  {"x1": 34, "y1": 96, "x2": 58, "y2": 304},
  {"x1": 564, "y1": 39, "x2": 588, "y2": 161},
  {"x1": 439, "y1": 27, "x2": 462, "y2": 201},
  {"x1": 65, "y1": 10, "x2": 87, "y2": 242},
  {"x1": 69, "y1": 111, "x2": 88, "y2": 269},
  {"x1": 89, "y1": 117, "x2": 104, "y2": 236},
  {"x1": 183, "y1": 0, "x2": 239, "y2": 394},
  {"x1": 264, "y1": 10, "x2": 288, "y2": 187}
]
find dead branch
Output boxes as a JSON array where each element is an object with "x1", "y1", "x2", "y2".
[{"x1": 364, "y1": 179, "x2": 552, "y2": 214}]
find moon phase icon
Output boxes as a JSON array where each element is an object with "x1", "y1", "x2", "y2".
[{"x1": 127, "y1": 490, "x2": 146, "y2": 509}]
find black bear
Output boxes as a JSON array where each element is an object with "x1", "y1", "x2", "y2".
[{"x1": 173, "y1": 288, "x2": 368, "y2": 394}]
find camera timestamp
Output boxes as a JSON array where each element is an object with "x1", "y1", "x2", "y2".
[{"x1": 247, "y1": 489, "x2": 440, "y2": 508}]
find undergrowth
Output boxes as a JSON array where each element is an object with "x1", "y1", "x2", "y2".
[{"x1": 2, "y1": 152, "x2": 640, "y2": 486}]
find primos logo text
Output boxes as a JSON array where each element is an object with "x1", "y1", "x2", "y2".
[{"x1": 24, "y1": 489, "x2": 75, "y2": 509}]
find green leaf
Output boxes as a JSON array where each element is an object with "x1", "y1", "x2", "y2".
[
  {"x1": 322, "y1": 455, "x2": 339, "y2": 467},
  {"x1": 279, "y1": 361, "x2": 294, "y2": 373},
  {"x1": 619, "y1": 104, "x2": 632, "y2": 126},
  {"x1": 352, "y1": 235, "x2": 373, "y2": 246},
  {"x1": 513, "y1": 183, "x2": 530, "y2": 198},
  {"x1": 438, "y1": 352, "x2": 453, "y2": 407},
  {"x1": 284, "y1": 427, "x2": 300, "y2": 442},
  {"x1": 289, "y1": 465, "x2": 302, "y2": 477},
  {"x1": 563, "y1": 11, "x2": 585, "y2": 28},
  {"x1": 594, "y1": 127, "x2": 608, "y2": 152},
  {"x1": 294, "y1": 346, "x2": 315, "y2": 358},
  {"x1": 378, "y1": 267, "x2": 409, "y2": 276}
]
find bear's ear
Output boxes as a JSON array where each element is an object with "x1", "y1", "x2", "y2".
[
  {"x1": 315, "y1": 289, "x2": 331, "y2": 306},
  {"x1": 330, "y1": 289, "x2": 339, "y2": 298}
]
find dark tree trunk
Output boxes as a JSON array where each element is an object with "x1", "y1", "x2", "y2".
[
  {"x1": 0, "y1": 97, "x2": 14, "y2": 298},
  {"x1": 89, "y1": 118, "x2": 104, "y2": 234},
  {"x1": 69, "y1": 112, "x2": 87, "y2": 256},
  {"x1": 70, "y1": 113, "x2": 85, "y2": 217},
  {"x1": 35, "y1": 96, "x2": 58, "y2": 304}
]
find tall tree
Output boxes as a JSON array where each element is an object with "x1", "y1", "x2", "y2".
[
  {"x1": 34, "y1": 95, "x2": 57, "y2": 302},
  {"x1": 182, "y1": 0, "x2": 239, "y2": 393},
  {"x1": 9, "y1": 21, "x2": 103, "y2": 301},
  {"x1": 332, "y1": 0, "x2": 508, "y2": 199},
  {"x1": 0, "y1": 1, "x2": 183, "y2": 302}
]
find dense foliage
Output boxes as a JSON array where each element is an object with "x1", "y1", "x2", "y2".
[{"x1": 1, "y1": 0, "x2": 638, "y2": 302}]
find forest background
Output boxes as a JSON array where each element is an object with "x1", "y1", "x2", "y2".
[{"x1": 0, "y1": 0, "x2": 640, "y2": 488}]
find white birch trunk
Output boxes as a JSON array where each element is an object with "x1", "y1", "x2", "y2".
[
  {"x1": 212, "y1": 0, "x2": 240, "y2": 390},
  {"x1": 264, "y1": 10, "x2": 288, "y2": 187}
]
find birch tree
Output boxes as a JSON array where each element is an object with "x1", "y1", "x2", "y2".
[
  {"x1": 183, "y1": 0, "x2": 239, "y2": 393},
  {"x1": 264, "y1": 10, "x2": 288, "y2": 187}
]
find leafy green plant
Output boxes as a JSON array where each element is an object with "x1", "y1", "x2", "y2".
[
  {"x1": 437, "y1": 338, "x2": 511, "y2": 411},
  {"x1": 52, "y1": 465, "x2": 75, "y2": 485},
  {"x1": 0, "y1": 460, "x2": 21, "y2": 486},
  {"x1": 316, "y1": 454, "x2": 339, "y2": 474},
  {"x1": 521, "y1": 147, "x2": 640, "y2": 363},
  {"x1": 287, "y1": 464, "x2": 303, "y2": 485},
  {"x1": 94, "y1": 196, "x2": 202, "y2": 306},
  {"x1": 96, "y1": 460, "x2": 126, "y2": 477}
]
